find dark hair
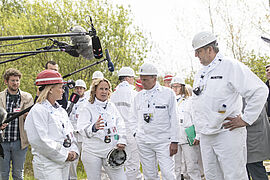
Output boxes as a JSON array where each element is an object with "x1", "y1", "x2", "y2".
[
  {"x1": 3, "y1": 68, "x2": 22, "y2": 81},
  {"x1": 45, "y1": 61, "x2": 57, "y2": 69}
]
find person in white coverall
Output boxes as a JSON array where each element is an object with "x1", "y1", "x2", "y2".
[
  {"x1": 68, "y1": 79, "x2": 88, "y2": 180},
  {"x1": 171, "y1": 77, "x2": 202, "y2": 180},
  {"x1": 110, "y1": 67, "x2": 142, "y2": 180},
  {"x1": 24, "y1": 70, "x2": 79, "y2": 180},
  {"x1": 191, "y1": 31, "x2": 269, "y2": 180},
  {"x1": 130, "y1": 63, "x2": 180, "y2": 180},
  {"x1": 77, "y1": 78, "x2": 127, "y2": 180}
]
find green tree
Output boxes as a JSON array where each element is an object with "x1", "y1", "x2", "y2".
[
  {"x1": 0, "y1": 0, "x2": 149, "y2": 94},
  {"x1": 242, "y1": 52, "x2": 270, "y2": 82}
]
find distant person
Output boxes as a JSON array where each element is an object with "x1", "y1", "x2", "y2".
[
  {"x1": 191, "y1": 31, "x2": 268, "y2": 180},
  {"x1": 111, "y1": 67, "x2": 142, "y2": 180},
  {"x1": 68, "y1": 79, "x2": 88, "y2": 180},
  {"x1": 25, "y1": 70, "x2": 79, "y2": 180},
  {"x1": 171, "y1": 76, "x2": 202, "y2": 180},
  {"x1": 0, "y1": 68, "x2": 33, "y2": 180},
  {"x1": 265, "y1": 64, "x2": 270, "y2": 118},
  {"x1": 163, "y1": 74, "x2": 173, "y2": 87},
  {"x1": 243, "y1": 99, "x2": 270, "y2": 180}
]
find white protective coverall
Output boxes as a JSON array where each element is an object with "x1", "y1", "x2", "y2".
[
  {"x1": 24, "y1": 100, "x2": 79, "y2": 180},
  {"x1": 130, "y1": 82, "x2": 180, "y2": 180},
  {"x1": 174, "y1": 95, "x2": 201, "y2": 180},
  {"x1": 110, "y1": 81, "x2": 142, "y2": 180},
  {"x1": 68, "y1": 95, "x2": 88, "y2": 180},
  {"x1": 77, "y1": 98, "x2": 127, "y2": 180},
  {"x1": 192, "y1": 52, "x2": 268, "y2": 180}
]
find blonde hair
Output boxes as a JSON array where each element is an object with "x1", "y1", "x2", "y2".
[
  {"x1": 178, "y1": 84, "x2": 190, "y2": 99},
  {"x1": 89, "y1": 78, "x2": 112, "y2": 104},
  {"x1": 36, "y1": 85, "x2": 54, "y2": 103}
]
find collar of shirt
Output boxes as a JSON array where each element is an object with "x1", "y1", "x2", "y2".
[{"x1": 195, "y1": 52, "x2": 223, "y2": 92}]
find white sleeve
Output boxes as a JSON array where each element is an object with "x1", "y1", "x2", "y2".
[
  {"x1": 169, "y1": 90, "x2": 180, "y2": 142},
  {"x1": 129, "y1": 94, "x2": 139, "y2": 135},
  {"x1": 77, "y1": 105, "x2": 95, "y2": 138},
  {"x1": 229, "y1": 61, "x2": 269, "y2": 125}
]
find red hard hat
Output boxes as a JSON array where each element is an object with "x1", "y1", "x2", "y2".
[
  {"x1": 164, "y1": 74, "x2": 173, "y2": 81},
  {"x1": 35, "y1": 70, "x2": 63, "y2": 86},
  {"x1": 135, "y1": 79, "x2": 143, "y2": 88}
]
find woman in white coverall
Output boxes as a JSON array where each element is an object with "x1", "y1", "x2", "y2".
[
  {"x1": 77, "y1": 78, "x2": 127, "y2": 180},
  {"x1": 24, "y1": 70, "x2": 79, "y2": 180},
  {"x1": 171, "y1": 77, "x2": 202, "y2": 180}
]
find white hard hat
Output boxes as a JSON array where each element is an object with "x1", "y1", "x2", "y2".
[
  {"x1": 92, "y1": 71, "x2": 104, "y2": 80},
  {"x1": 118, "y1": 67, "x2": 135, "y2": 77},
  {"x1": 138, "y1": 63, "x2": 158, "y2": 76},
  {"x1": 75, "y1": 79, "x2": 86, "y2": 89},
  {"x1": 192, "y1": 31, "x2": 217, "y2": 50},
  {"x1": 170, "y1": 76, "x2": 185, "y2": 85}
]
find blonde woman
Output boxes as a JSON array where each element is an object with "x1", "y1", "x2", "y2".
[
  {"x1": 171, "y1": 77, "x2": 202, "y2": 180},
  {"x1": 25, "y1": 70, "x2": 79, "y2": 180},
  {"x1": 77, "y1": 78, "x2": 127, "y2": 180}
]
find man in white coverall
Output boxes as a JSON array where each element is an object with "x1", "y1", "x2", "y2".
[
  {"x1": 131, "y1": 63, "x2": 180, "y2": 180},
  {"x1": 110, "y1": 67, "x2": 142, "y2": 180},
  {"x1": 68, "y1": 79, "x2": 88, "y2": 180},
  {"x1": 191, "y1": 31, "x2": 268, "y2": 180}
]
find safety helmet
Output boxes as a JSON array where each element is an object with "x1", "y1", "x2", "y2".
[
  {"x1": 135, "y1": 79, "x2": 143, "y2": 88},
  {"x1": 192, "y1": 31, "x2": 217, "y2": 50},
  {"x1": 92, "y1": 71, "x2": 104, "y2": 80},
  {"x1": 138, "y1": 63, "x2": 158, "y2": 76},
  {"x1": 118, "y1": 67, "x2": 135, "y2": 77},
  {"x1": 75, "y1": 79, "x2": 86, "y2": 89},
  {"x1": 170, "y1": 76, "x2": 185, "y2": 86},
  {"x1": 35, "y1": 70, "x2": 63, "y2": 86},
  {"x1": 164, "y1": 74, "x2": 173, "y2": 82},
  {"x1": 106, "y1": 148, "x2": 127, "y2": 169}
]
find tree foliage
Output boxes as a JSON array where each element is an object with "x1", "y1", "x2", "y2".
[
  {"x1": 0, "y1": 0, "x2": 149, "y2": 95},
  {"x1": 242, "y1": 52, "x2": 270, "y2": 82}
]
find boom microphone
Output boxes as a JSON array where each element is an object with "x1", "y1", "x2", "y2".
[
  {"x1": 261, "y1": 36, "x2": 270, "y2": 44},
  {"x1": 66, "y1": 93, "x2": 80, "y2": 116},
  {"x1": 50, "y1": 38, "x2": 79, "y2": 57},
  {"x1": 70, "y1": 26, "x2": 94, "y2": 60},
  {"x1": 105, "y1": 49, "x2": 114, "y2": 72}
]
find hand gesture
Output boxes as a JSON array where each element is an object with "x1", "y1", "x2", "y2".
[
  {"x1": 222, "y1": 115, "x2": 248, "y2": 131},
  {"x1": 95, "y1": 115, "x2": 104, "y2": 130}
]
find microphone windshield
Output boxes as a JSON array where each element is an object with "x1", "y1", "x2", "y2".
[
  {"x1": 69, "y1": 93, "x2": 80, "y2": 104},
  {"x1": 105, "y1": 49, "x2": 114, "y2": 72},
  {"x1": 70, "y1": 26, "x2": 94, "y2": 60}
]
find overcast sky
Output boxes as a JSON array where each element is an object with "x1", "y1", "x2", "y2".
[{"x1": 112, "y1": 0, "x2": 270, "y2": 78}]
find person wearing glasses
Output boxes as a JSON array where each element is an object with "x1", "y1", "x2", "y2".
[{"x1": 191, "y1": 31, "x2": 268, "y2": 180}]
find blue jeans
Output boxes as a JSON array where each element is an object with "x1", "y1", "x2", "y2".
[{"x1": 0, "y1": 140, "x2": 28, "y2": 180}]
